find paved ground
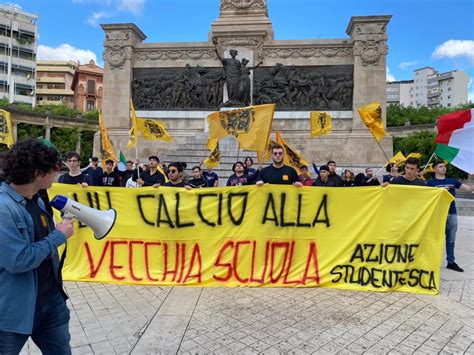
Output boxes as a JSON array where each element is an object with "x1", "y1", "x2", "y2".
[{"x1": 21, "y1": 216, "x2": 474, "y2": 354}]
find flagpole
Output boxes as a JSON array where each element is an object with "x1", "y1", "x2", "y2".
[
  {"x1": 135, "y1": 144, "x2": 140, "y2": 179},
  {"x1": 374, "y1": 139, "x2": 391, "y2": 163},
  {"x1": 421, "y1": 152, "x2": 435, "y2": 175}
]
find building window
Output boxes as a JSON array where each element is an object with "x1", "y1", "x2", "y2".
[
  {"x1": 87, "y1": 100, "x2": 95, "y2": 111},
  {"x1": 448, "y1": 95, "x2": 451, "y2": 99},
  {"x1": 447, "y1": 103, "x2": 451, "y2": 107},
  {"x1": 448, "y1": 87, "x2": 451, "y2": 91},
  {"x1": 87, "y1": 80, "x2": 95, "y2": 95}
]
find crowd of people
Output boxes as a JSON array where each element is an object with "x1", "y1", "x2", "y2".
[{"x1": 0, "y1": 138, "x2": 473, "y2": 353}]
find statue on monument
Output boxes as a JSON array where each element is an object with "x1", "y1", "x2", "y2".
[{"x1": 213, "y1": 37, "x2": 262, "y2": 107}]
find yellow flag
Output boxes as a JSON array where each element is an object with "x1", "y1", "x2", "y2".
[
  {"x1": 387, "y1": 151, "x2": 406, "y2": 166},
  {"x1": 157, "y1": 164, "x2": 169, "y2": 183},
  {"x1": 98, "y1": 110, "x2": 117, "y2": 163},
  {"x1": 0, "y1": 109, "x2": 14, "y2": 148},
  {"x1": 136, "y1": 118, "x2": 173, "y2": 142},
  {"x1": 128, "y1": 99, "x2": 139, "y2": 149},
  {"x1": 207, "y1": 104, "x2": 275, "y2": 152},
  {"x1": 257, "y1": 139, "x2": 276, "y2": 164},
  {"x1": 406, "y1": 152, "x2": 422, "y2": 159},
  {"x1": 357, "y1": 102, "x2": 386, "y2": 142},
  {"x1": 203, "y1": 138, "x2": 221, "y2": 169},
  {"x1": 276, "y1": 132, "x2": 309, "y2": 175},
  {"x1": 424, "y1": 163, "x2": 435, "y2": 173},
  {"x1": 310, "y1": 111, "x2": 332, "y2": 137}
]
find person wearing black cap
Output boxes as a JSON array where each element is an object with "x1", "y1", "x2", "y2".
[
  {"x1": 132, "y1": 155, "x2": 165, "y2": 187},
  {"x1": 227, "y1": 161, "x2": 250, "y2": 186},
  {"x1": 312, "y1": 165, "x2": 335, "y2": 187}
]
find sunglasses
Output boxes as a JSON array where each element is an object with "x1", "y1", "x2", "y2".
[{"x1": 273, "y1": 152, "x2": 283, "y2": 156}]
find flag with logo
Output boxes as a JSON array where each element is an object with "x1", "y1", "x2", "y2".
[
  {"x1": 276, "y1": 131, "x2": 309, "y2": 175},
  {"x1": 128, "y1": 99, "x2": 139, "y2": 149},
  {"x1": 434, "y1": 109, "x2": 474, "y2": 174},
  {"x1": 310, "y1": 111, "x2": 332, "y2": 137},
  {"x1": 385, "y1": 151, "x2": 406, "y2": 166},
  {"x1": 203, "y1": 138, "x2": 221, "y2": 169},
  {"x1": 137, "y1": 118, "x2": 173, "y2": 142},
  {"x1": 357, "y1": 102, "x2": 386, "y2": 142},
  {"x1": 207, "y1": 104, "x2": 275, "y2": 152},
  {"x1": 406, "y1": 152, "x2": 422, "y2": 159},
  {"x1": 98, "y1": 110, "x2": 117, "y2": 163},
  {"x1": 0, "y1": 109, "x2": 14, "y2": 148}
]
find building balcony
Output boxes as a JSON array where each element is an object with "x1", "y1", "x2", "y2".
[
  {"x1": 36, "y1": 88, "x2": 73, "y2": 95},
  {"x1": 37, "y1": 76, "x2": 65, "y2": 83}
]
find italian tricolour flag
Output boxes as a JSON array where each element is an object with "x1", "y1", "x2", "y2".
[{"x1": 434, "y1": 109, "x2": 474, "y2": 174}]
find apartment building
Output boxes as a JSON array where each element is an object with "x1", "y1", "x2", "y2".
[
  {"x1": 36, "y1": 60, "x2": 77, "y2": 108},
  {"x1": 0, "y1": 4, "x2": 37, "y2": 105},
  {"x1": 387, "y1": 80, "x2": 413, "y2": 106},
  {"x1": 71, "y1": 59, "x2": 103, "y2": 112},
  {"x1": 387, "y1": 66, "x2": 469, "y2": 108}
]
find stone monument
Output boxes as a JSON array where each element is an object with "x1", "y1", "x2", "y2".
[{"x1": 100, "y1": 0, "x2": 392, "y2": 165}]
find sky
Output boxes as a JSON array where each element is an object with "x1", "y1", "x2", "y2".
[{"x1": 8, "y1": 0, "x2": 474, "y2": 101}]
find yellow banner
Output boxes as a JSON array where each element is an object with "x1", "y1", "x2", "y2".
[
  {"x1": 128, "y1": 99, "x2": 139, "y2": 149},
  {"x1": 357, "y1": 102, "x2": 386, "y2": 142},
  {"x1": 207, "y1": 104, "x2": 275, "y2": 152},
  {"x1": 0, "y1": 109, "x2": 14, "y2": 148},
  {"x1": 310, "y1": 111, "x2": 332, "y2": 137},
  {"x1": 49, "y1": 184, "x2": 452, "y2": 294},
  {"x1": 137, "y1": 118, "x2": 173, "y2": 142},
  {"x1": 98, "y1": 111, "x2": 117, "y2": 163},
  {"x1": 203, "y1": 138, "x2": 221, "y2": 169}
]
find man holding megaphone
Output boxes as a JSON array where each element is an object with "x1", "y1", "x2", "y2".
[{"x1": 0, "y1": 139, "x2": 75, "y2": 354}]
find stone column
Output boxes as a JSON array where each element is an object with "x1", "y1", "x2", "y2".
[
  {"x1": 101, "y1": 24, "x2": 146, "y2": 141},
  {"x1": 346, "y1": 16, "x2": 391, "y2": 132}
]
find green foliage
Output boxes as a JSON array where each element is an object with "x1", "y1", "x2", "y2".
[
  {"x1": 50, "y1": 127, "x2": 80, "y2": 155},
  {"x1": 393, "y1": 131, "x2": 468, "y2": 179},
  {"x1": 79, "y1": 131, "x2": 95, "y2": 165},
  {"x1": 83, "y1": 109, "x2": 99, "y2": 122},
  {"x1": 387, "y1": 103, "x2": 473, "y2": 127}
]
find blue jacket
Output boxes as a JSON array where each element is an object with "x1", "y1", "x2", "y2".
[{"x1": 0, "y1": 182, "x2": 67, "y2": 334}]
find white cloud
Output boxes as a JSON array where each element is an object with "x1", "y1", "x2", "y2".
[
  {"x1": 432, "y1": 40, "x2": 474, "y2": 61},
  {"x1": 4, "y1": 3, "x2": 22, "y2": 9},
  {"x1": 398, "y1": 61, "x2": 419, "y2": 70},
  {"x1": 87, "y1": 11, "x2": 111, "y2": 27},
  {"x1": 37, "y1": 44, "x2": 97, "y2": 64},
  {"x1": 117, "y1": 0, "x2": 145, "y2": 16},
  {"x1": 386, "y1": 66, "x2": 396, "y2": 82}
]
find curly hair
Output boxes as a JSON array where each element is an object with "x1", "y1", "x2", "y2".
[{"x1": 0, "y1": 138, "x2": 61, "y2": 185}]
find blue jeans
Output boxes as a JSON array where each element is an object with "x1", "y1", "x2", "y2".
[
  {"x1": 0, "y1": 292, "x2": 71, "y2": 355},
  {"x1": 446, "y1": 213, "x2": 458, "y2": 264}
]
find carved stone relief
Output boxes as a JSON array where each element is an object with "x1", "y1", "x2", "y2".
[
  {"x1": 220, "y1": 0, "x2": 268, "y2": 14},
  {"x1": 132, "y1": 67, "x2": 225, "y2": 110},
  {"x1": 134, "y1": 49, "x2": 216, "y2": 62},
  {"x1": 253, "y1": 65, "x2": 353, "y2": 111},
  {"x1": 263, "y1": 46, "x2": 353, "y2": 59}
]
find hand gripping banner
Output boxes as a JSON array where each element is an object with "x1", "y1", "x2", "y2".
[{"x1": 48, "y1": 184, "x2": 453, "y2": 295}]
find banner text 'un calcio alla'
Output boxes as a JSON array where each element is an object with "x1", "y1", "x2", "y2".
[{"x1": 48, "y1": 184, "x2": 453, "y2": 295}]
